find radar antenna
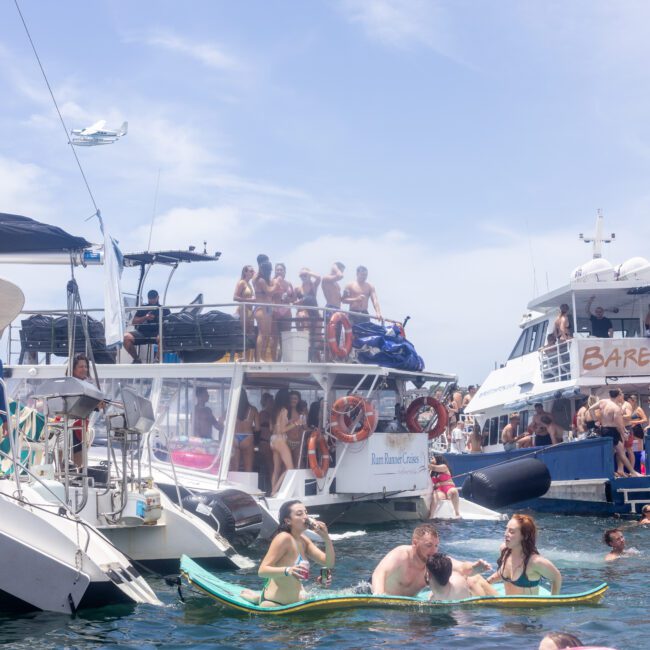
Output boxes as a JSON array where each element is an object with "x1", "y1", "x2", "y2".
[{"x1": 578, "y1": 209, "x2": 615, "y2": 259}]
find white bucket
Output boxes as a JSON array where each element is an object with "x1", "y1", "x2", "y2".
[
  {"x1": 281, "y1": 331, "x2": 310, "y2": 362},
  {"x1": 122, "y1": 492, "x2": 146, "y2": 525}
]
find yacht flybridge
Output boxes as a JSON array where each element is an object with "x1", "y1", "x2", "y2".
[{"x1": 459, "y1": 213, "x2": 650, "y2": 515}]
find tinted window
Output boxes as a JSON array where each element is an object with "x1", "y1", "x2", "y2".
[{"x1": 509, "y1": 327, "x2": 532, "y2": 359}]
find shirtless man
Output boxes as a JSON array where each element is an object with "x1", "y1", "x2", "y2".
[
  {"x1": 603, "y1": 528, "x2": 627, "y2": 561},
  {"x1": 342, "y1": 265, "x2": 381, "y2": 322},
  {"x1": 193, "y1": 387, "x2": 223, "y2": 439},
  {"x1": 501, "y1": 414, "x2": 522, "y2": 451},
  {"x1": 588, "y1": 389, "x2": 640, "y2": 477},
  {"x1": 553, "y1": 304, "x2": 572, "y2": 342},
  {"x1": 527, "y1": 403, "x2": 553, "y2": 435},
  {"x1": 425, "y1": 553, "x2": 496, "y2": 600},
  {"x1": 371, "y1": 524, "x2": 491, "y2": 596},
  {"x1": 321, "y1": 262, "x2": 345, "y2": 312},
  {"x1": 645, "y1": 304, "x2": 650, "y2": 337},
  {"x1": 462, "y1": 385, "x2": 477, "y2": 409}
]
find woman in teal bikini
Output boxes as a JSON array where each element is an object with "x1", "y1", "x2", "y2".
[
  {"x1": 241, "y1": 500, "x2": 335, "y2": 607},
  {"x1": 487, "y1": 513, "x2": 562, "y2": 595}
]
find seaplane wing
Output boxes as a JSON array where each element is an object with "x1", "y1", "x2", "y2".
[{"x1": 70, "y1": 120, "x2": 127, "y2": 146}]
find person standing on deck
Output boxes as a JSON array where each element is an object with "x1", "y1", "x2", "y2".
[
  {"x1": 586, "y1": 296, "x2": 614, "y2": 337},
  {"x1": 321, "y1": 262, "x2": 345, "y2": 314},
  {"x1": 553, "y1": 304, "x2": 572, "y2": 342},
  {"x1": 342, "y1": 266, "x2": 381, "y2": 323},
  {"x1": 588, "y1": 389, "x2": 641, "y2": 477}
]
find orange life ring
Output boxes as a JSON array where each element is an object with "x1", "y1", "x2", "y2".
[
  {"x1": 327, "y1": 312, "x2": 353, "y2": 359},
  {"x1": 330, "y1": 395, "x2": 378, "y2": 443},
  {"x1": 307, "y1": 429, "x2": 330, "y2": 478},
  {"x1": 405, "y1": 397, "x2": 448, "y2": 439}
]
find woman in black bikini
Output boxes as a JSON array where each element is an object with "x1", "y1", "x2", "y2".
[
  {"x1": 241, "y1": 499, "x2": 334, "y2": 607},
  {"x1": 487, "y1": 513, "x2": 562, "y2": 595},
  {"x1": 230, "y1": 389, "x2": 258, "y2": 472}
]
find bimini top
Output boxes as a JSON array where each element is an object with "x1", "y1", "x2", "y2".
[
  {"x1": 123, "y1": 249, "x2": 221, "y2": 267},
  {"x1": 0, "y1": 213, "x2": 91, "y2": 253}
]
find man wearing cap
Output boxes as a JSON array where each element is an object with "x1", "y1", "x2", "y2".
[
  {"x1": 123, "y1": 290, "x2": 171, "y2": 363},
  {"x1": 586, "y1": 296, "x2": 614, "y2": 338}
]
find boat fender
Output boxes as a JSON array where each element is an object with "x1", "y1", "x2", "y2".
[
  {"x1": 330, "y1": 395, "x2": 378, "y2": 443},
  {"x1": 307, "y1": 429, "x2": 330, "y2": 478},
  {"x1": 327, "y1": 312, "x2": 353, "y2": 359},
  {"x1": 460, "y1": 458, "x2": 551, "y2": 509},
  {"x1": 180, "y1": 489, "x2": 263, "y2": 547},
  {"x1": 405, "y1": 397, "x2": 448, "y2": 439}
]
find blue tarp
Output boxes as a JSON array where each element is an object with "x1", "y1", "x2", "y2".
[{"x1": 352, "y1": 322, "x2": 424, "y2": 371}]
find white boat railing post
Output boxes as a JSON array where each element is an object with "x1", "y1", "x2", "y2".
[{"x1": 217, "y1": 363, "x2": 244, "y2": 488}]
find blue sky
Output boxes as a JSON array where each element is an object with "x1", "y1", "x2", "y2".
[{"x1": 2, "y1": 0, "x2": 650, "y2": 382}]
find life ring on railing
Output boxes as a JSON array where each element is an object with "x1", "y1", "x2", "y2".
[
  {"x1": 405, "y1": 397, "x2": 448, "y2": 439},
  {"x1": 307, "y1": 429, "x2": 330, "y2": 478},
  {"x1": 327, "y1": 312, "x2": 353, "y2": 359},
  {"x1": 330, "y1": 395, "x2": 378, "y2": 443}
]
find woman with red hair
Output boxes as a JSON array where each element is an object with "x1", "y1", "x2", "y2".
[{"x1": 487, "y1": 513, "x2": 562, "y2": 595}]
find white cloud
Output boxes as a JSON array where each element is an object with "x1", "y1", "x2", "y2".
[
  {"x1": 338, "y1": 0, "x2": 460, "y2": 60},
  {"x1": 0, "y1": 156, "x2": 56, "y2": 217},
  {"x1": 137, "y1": 30, "x2": 240, "y2": 72}
]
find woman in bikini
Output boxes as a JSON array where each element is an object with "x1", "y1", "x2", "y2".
[
  {"x1": 233, "y1": 265, "x2": 256, "y2": 351},
  {"x1": 625, "y1": 394, "x2": 647, "y2": 474},
  {"x1": 253, "y1": 261, "x2": 275, "y2": 361},
  {"x1": 487, "y1": 513, "x2": 562, "y2": 595},
  {"x1": 271, "y1": 263, "x2": 294, "y2": 361},
  {"x1": 285, "y1": 391, "x2": 306, "y2": 468},
  {"x1": 230, "y1": 389, "x2": 258, "y2": 472},
  {"x1": 241, "y1": 499, "x2": 335, "y2": 606},
  {"x1": 270, "y1": 388, "x2": 298, "y2": 495},
  {"x1": 428, "y1": 454, "x2": 461, "y2": 518}
]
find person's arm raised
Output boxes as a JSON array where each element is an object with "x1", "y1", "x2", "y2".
[{"x1": 303, "y1": 521, "x2": 335, "y2": 569}]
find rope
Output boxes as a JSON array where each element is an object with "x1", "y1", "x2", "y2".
[{"x1": 14, "y1": 0, "x2": 99, "y2": 213}]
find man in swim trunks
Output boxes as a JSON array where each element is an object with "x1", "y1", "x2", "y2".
[
  {"x1": 603, "y1": 528, "x2": 627, "y2": 561},
  {"x1": 371, "y1": 524, "x2": 491, "y2": 596},
  {"x1": 321, "y1": 262, "x2": 345, "y2": 314},
  {"x1": 425, "y1": 553, "x2": 496, "y2": 600},
  {"x1": 501, "y1": 414, "x2": 522, "y2": 451},
  {"x1": 342, "y1": 265, "x2": 381, "y2": 324},
  {"x1": 589, "y1": 389, "x2": 641, "y2": 477}
]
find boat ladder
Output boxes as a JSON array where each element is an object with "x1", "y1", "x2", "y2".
[{"x1": 618, "y1": 486, "x2": 650, "y2": 513}]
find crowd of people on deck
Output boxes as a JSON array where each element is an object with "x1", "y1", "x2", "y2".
[
  {"x1": 497, "y1": 391, "x2": 649, "y2": 477},
  {"x1": 243, "y1": 501, "x2": 625, "y2": 647},
  {"x1": 233, "y1": 255, "x2": 382, "y2": 361},
  {"x1": 192, "y1": 386, "x2": 325, "y2": 496}
]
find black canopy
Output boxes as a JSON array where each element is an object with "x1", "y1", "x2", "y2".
[
  {"x1": 123, "y1": 250, "x2": 221, "y2": 267},
  {"x1": 0, "y1": 213, "x2": 91, "y2": 253}
]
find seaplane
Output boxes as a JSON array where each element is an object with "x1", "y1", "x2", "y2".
[{"x1": 70, "y1": 119, "x2": 128, "y2": 146}]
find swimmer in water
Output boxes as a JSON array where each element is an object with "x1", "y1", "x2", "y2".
[
  {"x1": 638, "y1": 505, "x2": 650, "y2": 525},
  {"x1": 538, "y1": 631, "x2": 583, "y2": 649},
  {"x1": 240, "y1": 500, "x2": 334, "y2": 606},
  {"x1": 603, "y1": 528, "x2": 627, "y2": 561},
  {"x1": 424, "y1": 553, "x2": 496, "y2": 601}
]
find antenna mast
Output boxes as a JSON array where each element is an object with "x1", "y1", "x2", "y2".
[{"x1": 578, "y1": 209, "x2": 615, "y2": 259}]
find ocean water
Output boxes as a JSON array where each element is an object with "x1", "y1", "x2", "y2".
[{"x1": 1, "y1": 514, "x2": 647, "y2": 649}]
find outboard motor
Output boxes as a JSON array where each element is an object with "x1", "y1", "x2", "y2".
[
  {"x1": 181, "y1": 489, "x2": 263, "y2": 548},
  {"x1": 461, "y1": 458, "x2": 551, "y2": 509}
]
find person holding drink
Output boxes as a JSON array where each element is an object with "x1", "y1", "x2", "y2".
[{"x1": 241, "y1": 500, "x2": 335, "y2": 606}]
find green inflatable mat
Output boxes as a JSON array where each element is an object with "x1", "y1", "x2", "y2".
[{"x1": 180, "y1": 555, "x2": 608, "y2": 615}]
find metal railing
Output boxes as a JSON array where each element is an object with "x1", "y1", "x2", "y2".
[
  {"x1": 6, "y1": 300, "x2": 403, "y2": 366},
  {"x1": 539, "y1": 340, "x2": 573, "y2": 383}
]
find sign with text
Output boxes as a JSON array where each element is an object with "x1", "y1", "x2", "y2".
[
  {"x1": 335, "y1": 431, "x2": 429, "y2": 493},
  {"x1": 578, "y1": 338, "x2": 650, "y2": 377}
]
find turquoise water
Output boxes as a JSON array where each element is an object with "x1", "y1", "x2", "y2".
[{"x1": 1, "y1": 514, "x2": 647, "y2": 649}]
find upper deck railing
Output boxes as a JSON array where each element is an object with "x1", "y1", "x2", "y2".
[
  {"x1": 6, "y1": 300, "x2": 405, "y2": 367},
  {"x1": 539, "y1": 336, "x2": 650, "y2": 383}
]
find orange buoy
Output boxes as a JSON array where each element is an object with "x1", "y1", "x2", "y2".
[
  {"x1": 405, "y1": 396, "x2": 448, "y2": 439},
  {"x1": 307, "y1": 429, "x2": 330, "y2": 478}
]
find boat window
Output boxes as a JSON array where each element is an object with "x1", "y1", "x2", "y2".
[
  {"x1": 611, "y1": 318, "x2": 640, "y2": 338},
  {"x1": 498, "y1": 414, "x2": 508, "y2": 444},
  {"x1": 526, "y1": 322, "x2": 547, "y2": 354},
  {"x1": 519, "y1": 410, "x2": 529, "y2": 432},
  {"x1": 509, "y1": 327, "x2": 532, "y2": 360},
  {"x1": 489, "y1": 417, "x2": 499, "y2": 446}
]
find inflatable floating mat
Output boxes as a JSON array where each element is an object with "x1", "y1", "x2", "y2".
[{"x1": 180, "y1": 556, "x2": 607, "y2": 615}]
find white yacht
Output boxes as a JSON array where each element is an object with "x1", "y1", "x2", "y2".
[{"x1": 459, "y1": 214, "x2": 650, "y2": 515}]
